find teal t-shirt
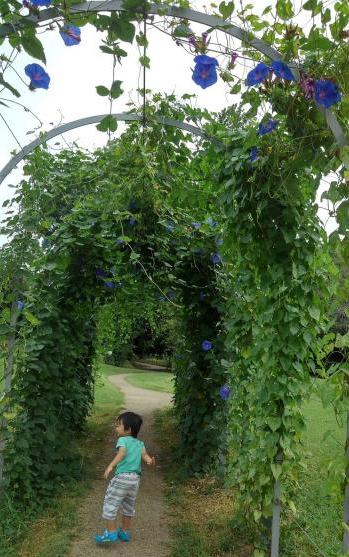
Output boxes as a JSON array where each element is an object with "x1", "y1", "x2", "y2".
[{"x1": 115, "y1": 436, "x2": 145, "y2": 475}]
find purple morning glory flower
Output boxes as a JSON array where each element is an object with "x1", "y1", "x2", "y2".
[
  {"x1": 201, "y1": 340, "x2": 213, "y2": 351},
  {"x1": 211, "y1": 253, "x2": 222, "y2": 265},
  {"x1": 314, "y1": 79, "x2": 341, "y2": 108},
  {"x1": 250, "y1": 147, "x2": 259, "y2": 162},
  {"x1": 219, "y1": 384, "x2": 231, "y2": 401},
  {"x1": 271, "y1": 60, "x2": 295, "y2": 81},
  {"x1": 96, "y1": 268, "x2": 110, "y2": 278},
  {"x1": 191, "y1": 222, "x2": 201, "y2": 229},
  {"x1": 29, "y1": 0, "x2": 52, "y2": 5},
  {"x1": 17, "y1": 300, "x2": 25, "y2": 311},
  {"x1": 129, "y1": 217, "x2": 136, "y2": 226},
  {"x1": 246, "y1": 62, "x2": 270, "y2": 86},
  {"x1": 25, "y1": 63, "x2": 50, "y2": 90},
  {"x1": 206, "y1": 217, "x2": 217, "y2": 227},
  {"x1": 192, "y1": 55, "x2": 219, "y2": 89},
  {"x1": 299, "y1": 72, "x2": 314, "y2": 99},
  {"x1": 60, "y1": 24, "x2": 81, "y2": 46},
  {"x1": 257, "y1": 120, "x2": 278, "y2": 136}
]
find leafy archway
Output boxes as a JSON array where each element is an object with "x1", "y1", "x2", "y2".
[{"x1": 1, "y1": 1, "x2": 349, "y2": 556}]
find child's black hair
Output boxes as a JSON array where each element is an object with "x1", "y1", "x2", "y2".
[{"x1": 117, "y1": 411, "x2": 143, "y2": 438}]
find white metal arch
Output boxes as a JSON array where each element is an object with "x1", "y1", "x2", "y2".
[{"x1": 0, "y1": 112, "x2": 220, "y2": 185}]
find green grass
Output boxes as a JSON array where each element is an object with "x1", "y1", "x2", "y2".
[
  {"x1": 283, "y1": 383, "x2": 345, "y2": 557},
  {"x1": 124, "y1": 371, "x2": 174, "y2": 393}
]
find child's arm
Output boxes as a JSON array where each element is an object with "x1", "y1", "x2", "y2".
[
  {"x1": 103, "y1": 447, "x2": 126, "y2": 479},
  {"x1": 142, "y1": 447, "x2": 156, "y2": 467}
]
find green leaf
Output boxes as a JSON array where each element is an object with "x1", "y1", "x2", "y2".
[
  {"x1": 110, "y1": 80, "x2": 123, "y2": 99},
  {"x1": 23, "y1": 311, "x2": 40, "y2": 326},
  {"x1": 303, "y1": 0, "x2": 318, "y2": 11},
  {"x1": 111, "y1": 18, "x2": 136, "y2": 43},
  {"x1": 21, "y1": 33, "x2": 46, "y2": 64},
  {"x1": 276, "y1": 0, "x2": 294, "y2": 19},
  {"x1": 308, "y1": 305, "x2": 320, "y2": 321},
  {"x1": 96, "y1": 115, "x2": 118, "y2": 132},
  {"x1": 0, "y1": 74, "x2": 20, "y2": 97},
  {"x1": 139, "y1": 55, "x2": 150, "y2": 68},
  {"x1": 96, "y1": 85, "x2": 110, "y2": 96},
  {"x1": 136, "y1": 32, "x2": 149, "y2": 47},
  {"x1": 337, "y1": 200, "x2": 349, "y2": 231},
  {"x1": 219, "y1": 1, "x2": 235, "y2": 19},
  {"x1": 0, "y1": 323, "x2": 11, "y2": 336},
  {"x1": 173, "y1": 23, "x2": 192, "y2": 37},
  {"x1": 271, "y1": 463, "x2": 282, "y2": 480}
]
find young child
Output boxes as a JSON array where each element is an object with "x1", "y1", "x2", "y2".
[{"x1": 95, "y1": 411, "x2": 155, "y2": 545}]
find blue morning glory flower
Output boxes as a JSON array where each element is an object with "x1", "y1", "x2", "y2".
[
  {"x1": 246, "y1": 62, "x2": 270, "y2": 86},
  {"x1": 194, "y1": 248, "x2": 205, "y2": 256},
  {"x1": 211, "y1": 253, "x2": 222, "y2": 265},
  {"x1": 104, "y1": 281, "x2": 115, "y2": 288},
  {"x1": 166, "y1": 223, "x2": 175, "y2": 232},
  {"x1": 60, "y1": 24, "x2": 81, "y2": 46},
  {"x1": 167, "y1": 290, "x2": 176, "y2": 300},
  {"x1": 257, "y1": 120, "x2": 278, "y2": 136},
  {"x1": 116, "y1": 239, "x2": 125, "y2": 245},
  {"x1": 219, "y1": 384, "x2": 231, "y2": 401},
  {"x1": 174, "y1": 353, "x2": 182, "y2": 360},
  {"x1": 314, "y1": 79, "x2": 341, "y2": 108},
  {"x1": 250, "y1": 147, "x2": 259, "y2": 162},
  {"x1": 29, "y1": 0, "x2": 52, "y2": 5},
  {"x1": 17, "y1": 300, "x2": 25, "y2": 311},
  {"x1": 25, "y1": 63, "x2": 50, "y2": 89},
  {"x1": 128, "y1": 200, "x2": 140, "y2": 212},
  {"x1": 158, "y1": 295, "x2": 165, "y2": 302},
  {"x1": 96, "y1": 268, "x2": 110, "y2": 278},
  {"x1": 129, "y1": 217, "x2": 136, "y2": 226},
  {"x1": 191, "y1": 222, "x2": 201, "y2": 229},
  {"x1": 271, "y1": 60, "x2": 295, "y2": 81},
  {"x1": 199, "y1": 291, "x2": 206, "y2": 301},
  {"x1": 206, "y1": 217, "x2": 217, "y2": 227},
  {"x1": 192, "y1": 55, "x2": 219, "y2": 89},
  {"x1": 201, "y1": 340, "x2": 213, "y2": 351}
]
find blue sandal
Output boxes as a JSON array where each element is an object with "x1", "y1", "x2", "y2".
[
  {"x1": 95, "y1": 529, "x2": 119, "y2": 544},
  {"x1": 117, "y1": 528, "x2": 131, "y2": 542}
]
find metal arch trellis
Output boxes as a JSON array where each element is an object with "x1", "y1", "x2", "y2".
[
  {"x1": 0, "y1": 113, "x2": 221, "y2": 185},
  {"x1": 0, "y1": 0, "x2": 347, "y2": 148}
]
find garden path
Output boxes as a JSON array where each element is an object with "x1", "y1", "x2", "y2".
[{"x1": 69, "y1": 372, "x2": 173, "y2": 557}]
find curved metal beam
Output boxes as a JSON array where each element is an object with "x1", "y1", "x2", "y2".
[
  {"x1": 0, "y1": 1, "x2": 347, "y2": 147},
  {"x1": 0, "y1": 112, "x2": 220, "y2": 186}
]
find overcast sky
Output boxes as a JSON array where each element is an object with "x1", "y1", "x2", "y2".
[{"x1": 0, "y1": 0, "x2": 336, "y2": 240}]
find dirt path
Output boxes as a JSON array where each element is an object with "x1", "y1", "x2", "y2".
[{"x1": 69, "y1": 373, "x2": 173, "y2": 557}]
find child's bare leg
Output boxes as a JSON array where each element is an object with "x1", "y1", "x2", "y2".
[
  {"x1": 121, "y1": 515, "x2": 132, "y2": 531},
  {"x1": 106, "y1": 519, "x2": 117, "y2": 532}
]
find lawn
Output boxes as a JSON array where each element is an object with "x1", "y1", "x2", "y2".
[
  {"x1": 124, "y1": 371, "x2": 174, "y2": 393},
  {"x1": 282, "y1": 382, "x2": 345, "y2": 557}
]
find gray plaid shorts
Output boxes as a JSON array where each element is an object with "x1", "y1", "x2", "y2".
[{"x1": 102, "y1": 472, "x2": 141, "y2": 520}]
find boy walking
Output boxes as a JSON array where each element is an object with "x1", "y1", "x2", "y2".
[{"x1": 95, "y1": 411, "x2": 155, "y2": 545}]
